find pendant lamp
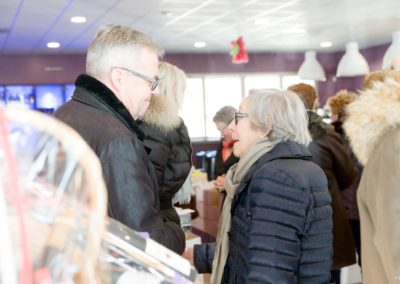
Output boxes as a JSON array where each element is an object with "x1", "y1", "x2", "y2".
[
  {"x1": 298, "y1": 51, "x2": 326, "y2": 81},
  {"x1": 336, "y1": 42, "x2": 369, "y2": 77},
  {"x1": 382, "y1": 31, "x2": 400, "y2": 70}
]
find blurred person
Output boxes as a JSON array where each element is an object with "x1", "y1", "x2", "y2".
[
  {"x1": 344, "y1": 71, "x2": 400, "y2": 284},
  {"x1": 363, "y1": 69, "x2": 400, "y2": 91},
  {"x1": 288, "y1": 83, "x2": 356, "y2": 283},
  {"x1": 54, "y1": 24, "x2": 184, "y2": 253},
  {"x1": 327, "y1": 90, "x2": 363, "y2": 266},
  {"x1": 213, "y1": 106, "x2": 239, "y2": 191},
  {"x1": 185, "y1": 89, "x2": 333, "y2": 283},
  {"x1": 138, "y1": 61, "x2": 192, "y2": 253}
]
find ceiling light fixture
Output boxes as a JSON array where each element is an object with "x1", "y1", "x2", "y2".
[
  {"x1": 382, "y1": 31, "x2": 400, "y2": 69},
  {"x1": 161, "y1": 11, "x2": 173, "y2": 17},
  {"x1": 70, "y1": 16, "x2": 86, "y2": 23},
  {"x1": 47, "y1": 42, "x2": 60, "y2": 49},
  {"x1": 194, "y1": 42, "x2": 206, "y2": 48},
  {"x1": 297, "y1": 51, "x2": 326, "y2": 81},
  {"x1": 336, "y1": 42, "x2": 369, "y2": 77},
  {"x1": 320, "y1": 41, "x2": 332, "y2": 48}
]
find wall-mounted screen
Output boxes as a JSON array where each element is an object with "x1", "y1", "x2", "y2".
[
  {"x1": 35, "y1": 84, "x2": 64, "y2": 111},
  {"x1": 5, "y1": 85, "x2": 35, "y2": 109},
  {"x1": 0, "y1": 86, "x2": 5, "y2": 106},
  {"x1": 65, "y1": 84, "x2": 75, "y2": 101}
]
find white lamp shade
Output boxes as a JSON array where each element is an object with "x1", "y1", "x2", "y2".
[
  {"x1": 298, "y1": 51, "x2": 326, "y2": 81},
  {"x1": 336, "y1": 42, "x2": 369, "y2": 77},
  {"x1": 382, "y1": 31, "x2": 400, "y2": 69}
]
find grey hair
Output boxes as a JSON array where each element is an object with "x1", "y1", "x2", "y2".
[
  {"x1": 86, "y1": 24, "x2": 164, "y2": 79},
  {"x1": 247, "y1": 88, "x2": 311, "y2": 145},
  {"x1": 158, "y1": 61, "x2": 187, "y2": 108},
  {"x1": 213, "y1": 105, "x2": 237, "y2": 125}
]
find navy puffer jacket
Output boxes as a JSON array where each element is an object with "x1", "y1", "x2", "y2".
[{"x1": 223, "y1": 140, "x2": 332, "y2": 283}]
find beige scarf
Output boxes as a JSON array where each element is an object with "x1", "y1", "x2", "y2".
[{"x1": 211, "y1": 138, "x2": 280, "y2": 284}]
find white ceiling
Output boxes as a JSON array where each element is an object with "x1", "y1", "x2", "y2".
[{"x1": 1, "y1": 0, "x2": 400, "y2": 55}]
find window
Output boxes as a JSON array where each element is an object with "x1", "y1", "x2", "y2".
[
  {"x1": 204, "y1": 76, "x2": 242, "y2": 137},
  {"x1": 244, "y1": 75, "x2": 281, "y2": 96},
  {"x1": 281, "y1": 75, "x2": 315, "y2": 89},
  {"x1": 180, "y1": 78, "x2": 205, "y2": 137},
  {"x1": 182, "y1": 73, "x2": 314, "y2": 138}
]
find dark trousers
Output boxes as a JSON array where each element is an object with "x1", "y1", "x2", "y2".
[
  {"x1": 331, "y1": 269, "x2": 341, "y2": 284},
  {"x1": 350, "y1": 219, "x2": 361, "y2": 267}
]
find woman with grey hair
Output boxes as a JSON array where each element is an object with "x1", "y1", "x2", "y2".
[
  {"x1": 213, "y1": 106, "x2": 239, "y2": 191},
  {"x1": 184, "y1": 89, "x2": 333, "y2": 283}
]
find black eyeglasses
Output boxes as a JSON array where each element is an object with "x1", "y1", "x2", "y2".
[
  {"x1": 234, "y1": 112, "x2": 248, "y2": 124},
  {"x1": 111, "y1": 67, "x2": 160, "y2": 91}
]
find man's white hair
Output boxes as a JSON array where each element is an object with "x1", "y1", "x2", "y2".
[{"x1": 86, "y1": 24, "x2": 164, "y2": 80}]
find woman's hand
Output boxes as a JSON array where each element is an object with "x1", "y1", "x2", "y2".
[
  {"x1": 215, "y1": 175, "x2": 225, "y2": 191},
  {"x1": 182, "y1": 247, "x2": 194, "y2": 265}
]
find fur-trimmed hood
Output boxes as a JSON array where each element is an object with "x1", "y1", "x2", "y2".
[
  {"x1": 344, "y1": 77, "x2": 400, "y2": 166},
  {"x1": 141, "y1": 94, "x2": 181, "y2": 133}
]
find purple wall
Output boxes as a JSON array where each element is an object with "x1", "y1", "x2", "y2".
[
  {"x1": 0, "y1": 43, "x2": 390, "y2": 105},
  {"x1": 0, "y1": 54, "x2": 86, "y2": 85}
]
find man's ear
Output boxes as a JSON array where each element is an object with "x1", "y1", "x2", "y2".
[{"x1": 109, "y1": 69, "x2": 123, "y2": 93}]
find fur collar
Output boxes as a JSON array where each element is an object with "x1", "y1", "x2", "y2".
[
  {"x1": 141, "y1": 94, "x2": 181, "y2": 133},
  {"x1": 344, "y1": 77, "x2": 400, "y2": 165},
  {"x1": 75, "y1": 74, "x2": 144, "y2": 140}
]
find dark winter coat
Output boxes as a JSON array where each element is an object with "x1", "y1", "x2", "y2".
[
  {"x1": 138, "y1": 94, "x2": 192, "y2": 253},
  {"x1": 307, "y1": 111, "x2": 356, "y2": 269},
  {"x1": 195, "y1": 140, "x2": 333, "y2": 283},
  {"x1": 215, "y1": 140, "x2": 239, "y2": 176},
  {"x1": 138, "y1": 117, "x2": 192, "y2": 209},
  {"x1": 54, "y1": 74, "x2": 185, "y2": 253}
]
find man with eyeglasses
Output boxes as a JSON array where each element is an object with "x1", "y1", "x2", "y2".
[{"x1": 54, "y1": 24, "x2": 186, "y2": 254}]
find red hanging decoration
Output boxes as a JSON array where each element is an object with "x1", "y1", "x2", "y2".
[{"x1": 230, "y1": 36, "x2": 249, "y2": 64}]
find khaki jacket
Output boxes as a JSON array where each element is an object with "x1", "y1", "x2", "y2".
[{"x1": 345, "y1": 77, "x2": 400, "y2": 284}]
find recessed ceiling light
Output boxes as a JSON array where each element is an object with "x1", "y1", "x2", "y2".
[
  {"x1": 194, "y1": 42, "x2": 206, "y2": 48},
  {"x1": 47, "y1": 42, "x2": 60, "y2": 48},
  {"x1": 161, "y1": 11, "x2": 173, "y2": 17},
  {"x1": 70, "y1": 16, "x2": 86, "y2": 23},
  {"x1": 320, "y1": 41, "x2": 332, "y2": 48}
]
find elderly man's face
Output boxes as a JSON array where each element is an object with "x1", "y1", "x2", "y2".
[{"x1": 118, "y1": 48, "x2": 160, "y2": 120}]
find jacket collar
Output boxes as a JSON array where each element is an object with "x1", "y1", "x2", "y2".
[{"x1": 74, "y1": 74, "x2": 145, "y2": 140}]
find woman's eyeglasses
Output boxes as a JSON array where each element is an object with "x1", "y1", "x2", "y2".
[{"x1": 234, "y1": 112, "x2": 248, "y2": 124}]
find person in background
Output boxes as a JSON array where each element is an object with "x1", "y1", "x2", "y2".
[
  {"x1": 327, "y1": 89, "x2": 363, "y2": 267},
  {"x1": 213, "y1": 106, "x2": 239, "y2": 191},
  {"x1": 54, "y1": 24, "x2": 184, "y2": 253},
  {"x1": 186, "y1": 89, "x2": 333, "y2": 284},
  {"x1": 288, "y1": 83, "x2": 356, "y2": 283},
  {"x1": 344, "y1": 70, "x2": 400, "y2": 284},
  {"x1": 138, "y1": 61, "x2": 192, "y2": 254}
]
